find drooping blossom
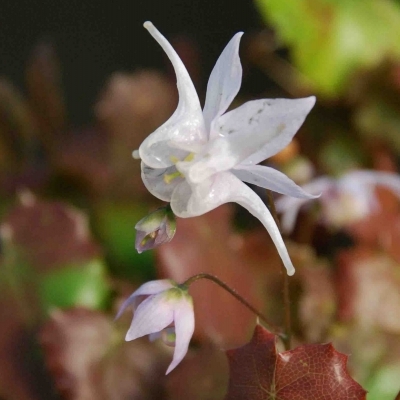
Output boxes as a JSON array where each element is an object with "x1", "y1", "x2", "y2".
[
  {"x1": 115, "y1": 279, "x2": 194, "y2": 374},
  {"x1": 135, "y1": 205, "x2": 176, "y2": 253},
  {"x1": 275, "y1": 170, "x2": 400, "y2": 232},
  {"x1": 136, "y1": 22, "x2": 317, "y2": 275}
]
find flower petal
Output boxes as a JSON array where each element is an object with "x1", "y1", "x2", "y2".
[
  {"x1": 331, "y1": 170, "x2": 400, "y2": 223},
  {"x1": 232, "y1": 165, "x2": 318, "y2": 199},
  {"x1": 203, "y1": 32, "x2": 243, "y2": 139},
  {"x1": 341, "y1": 170, "x2": 400, "y2": 197},
  {"x1": 274, "y1": 196, "x2": 310, "y2": 234},
  {"x1": 171, "y1": 172, "x2": 296, "y2": 275},
  {"x1": 171, "y1": 175, "x2": 232, "y2": 217},
  {"x1": 115, "y1": 279, "x2": 175, "y2": 320},
  {"x1": 135, "y1": 229, "x2": 156, "y2": 253},
  {"x1": 215, "y1": 96, "x2": 316, "y2": 166},
  {"x1": 141, "y1": 162, "x2": 184, "y2": 202},
  {"x1": 275, "y1": 176, "x2": 333, "y2": 233},
  {"x1": 139, "y1": 22, "x2": 206, "y2": 169},
  {"x1": 179, "y1": 97, "x2": 316, "y2": 184},
  {"x1": 134, "y1": 206, "x2": 169, "y2": 232},
  {"x1": 166, "y1": 296, "x2": 195, "y2": 374},
  {"x1": 125, "y1": 291, "x2": 175, "y2": 341},
  {"x1": 169, "y1": 180, "x2": 194, "y2": 217}
]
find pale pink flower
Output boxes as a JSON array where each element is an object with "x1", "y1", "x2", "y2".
[
  {"x1": 116, "y1": 279, "x2": 194, "y2": 374},
  {"x1": 276, "y1": 170, "x2": 400, "y2": 232}
]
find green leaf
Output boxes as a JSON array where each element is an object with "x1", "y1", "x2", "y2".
[
  {"x1": 355, "y1": 97, "x2": 400, "y2": 152},
  {"x1": 39, "y1": 259, "x2": 110, "y2": 311},
  {"x1": 365, "y1": 364, "x2": 400, "y2": 400},
  {"x1": 255, "y1": 0, "x2": 400, "y2": 96},
  {"x1": 94, "y1": 202, "x2": 155, "y2": 280},
  {"x1": 318, "y1": 134, "x2": 366, "y2": 175}
]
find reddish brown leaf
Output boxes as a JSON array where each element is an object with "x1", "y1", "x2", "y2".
[
  {"x1": 346, "y1": 152, "x2": 400, "y2": 262},
  {"x1": 336, "y1": 246, "x2": 400, "y2": 334},
  {"x1": 166, "y1": 344, "x2": 228, "y2": 400},
  {"x1": 234, "y1": 237, "x2": 337, "y2": 343},
  {"x1": 0, "y1": 220, "x2": 59, "y2": 399},
  {"x1": 40, "y1": 308, "x2": 168, "y2": 399},
  {"x1": 290, "y1": 243, "x2": 336, "y2": 342},
  {"x1": 40, "y1": 308, "x2": 113, "y2": 399},
  {"x1": 95, "y1": 71, "x2": 177, "y2": 200},
  {"x1": 0, "y1": 287, "x2": 56, "y2": 400},
  {"x1": 95, "y1": 71, "x2": 176, "y2": 146},
  {"x1": 225, "y1": 325, "x2": 366, "y2": 400},
  {"x1": 2, "y1": 193, "x2": 100, "y2": 271},
  {"x1": 54, "y1": 127, "x2": 113, "y2": 197},
  {"x1": 348, "y1": 208, "x2": 400, "y2": 263},
  {"x1": 233, "y1": 228, "x2": 283, "y2": 325}
]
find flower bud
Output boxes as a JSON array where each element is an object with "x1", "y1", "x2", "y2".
[{"x1": 135, "y1": 205, "x2": 176, "y2": 253}]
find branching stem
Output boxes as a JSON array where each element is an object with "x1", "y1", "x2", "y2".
[{"x1": 183, "y1": 273, "x2": 284, "y2": 339}]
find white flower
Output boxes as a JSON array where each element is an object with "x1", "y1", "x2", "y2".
[
  {"x1": 276, "y1": 170, "x2": 400, "y2": 232},
  {"x1": 116, "y1": 279, "x2": 194, "y2": 374},
  {"x1": 137, "y1": 22, "x2": 317, "y2": 275}
]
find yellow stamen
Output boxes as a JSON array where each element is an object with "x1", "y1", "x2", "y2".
[
  {"x1": 164, "y1": 171, "x2": 182, "y2": 184},
  {"x1": 184, "y1": 153, "x2": 194, "y2": 162},
  {"x1": 170, "y1": 153, "x2": 195, "y2": 164},
  {"x1": 164, "y1": 153, "x2": 194, "y2": 184},
  {"x1": 140, "y1": 230, "x2": 158, "y2": 247}
]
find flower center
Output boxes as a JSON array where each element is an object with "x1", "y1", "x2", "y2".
[
  {"x1": 140, "y1": 230, "x2": 159, "y2": 247},
  {"x1": 163, "y1": 152, "x2": 195, "y2": 184}
]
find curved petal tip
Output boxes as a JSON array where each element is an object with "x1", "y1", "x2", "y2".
[
  {"x1": 143, "y1": 21, "x2": 154, "y2": 30},
  {"x1": 307, "y1": 95, "x2": 316, "y2": 107}
]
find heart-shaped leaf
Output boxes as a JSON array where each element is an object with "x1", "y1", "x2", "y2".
[{"x1": 225, "y1": 325, "x2": 366, "y2": 400}]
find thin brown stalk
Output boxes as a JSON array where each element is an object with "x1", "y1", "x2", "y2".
[
  {"x1": 183, "y1": 273, "x2": 284, "y2": 338},
  {"x1": 266, "y1": 190, "x2": 292, "y2": 350}
]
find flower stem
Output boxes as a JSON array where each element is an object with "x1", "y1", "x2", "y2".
[
  {"x1": 266, "y1": 190, "x2": 292, "y2": 350},
  {"x1": 183, "y1": 273, "x2": 284, "y2": 338}
]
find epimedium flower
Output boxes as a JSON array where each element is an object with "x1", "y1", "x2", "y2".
[
  {"x1": 135, "y1": 205, "x2": 176, "y2": 253},
  {"x1": 275, "y1": 170, "x2": 400, "y2": 232},
  {"x1": 137, "y1": 21, "x2": 317, "y2": 276},
  {"x1": 116, "y1": 279, "x2": 194, "y2": 374}
]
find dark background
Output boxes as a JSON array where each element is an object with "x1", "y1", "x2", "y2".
[{"x1": 0, "y1": 0, "x2": 262, "y2": 126}]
